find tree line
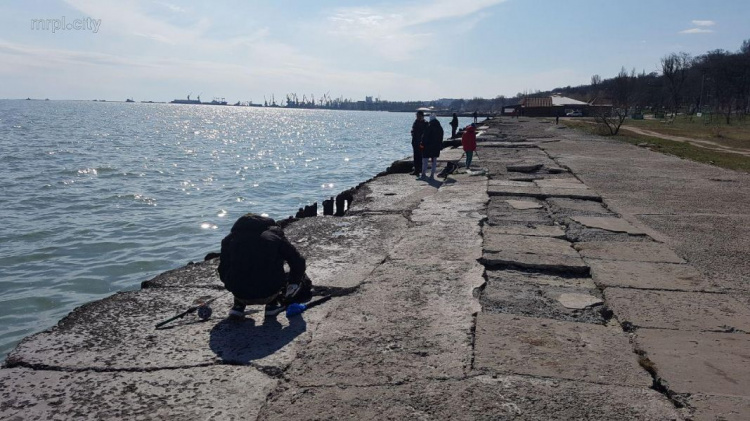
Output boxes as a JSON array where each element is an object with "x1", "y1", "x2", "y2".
[{"x1": 553, "y1": 39, "x2": 750, "y2": 125}]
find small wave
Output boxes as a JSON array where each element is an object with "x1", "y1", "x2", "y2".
[
  {"x1": 107, "y1": 193, "x2": 157, "y2": 206},
  {"x1": 60, "y1": 166, "x2": 118, "y2": 176}
]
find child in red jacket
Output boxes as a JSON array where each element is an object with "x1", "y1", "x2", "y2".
[{"x1": 461, "y1": 124, "x2": 477, "y2": 169}]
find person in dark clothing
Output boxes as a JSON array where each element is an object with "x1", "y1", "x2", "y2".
[
  {"x1": 410, "y1": 111, "x2": 428, "y2": 176},
  {"x1": 449, "y1": 113, "x2": 459, "y2": 138},
  {"x1": 420, "y1": 114, "x2": 444, "y2": 180},
  {"x1": 218, "y1": 213, "x2": 309, "y2": 318},
  {"x1": 472, "y1": 110, "x2": 478, "y2": 123}
]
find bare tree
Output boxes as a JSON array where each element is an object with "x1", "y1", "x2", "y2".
[
  {"x1": 661, "y1": 52, "x2": 692, "y2": 115},
  {"x1": 594, "y1": 67, "x2": 633, "y2": 135}
]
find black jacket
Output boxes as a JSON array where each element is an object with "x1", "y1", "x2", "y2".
[
  {"x1": 218, "y1": 214, "x2": 306, "y2": 300},
  {"x1": 411, "y1": 119, "x2": 428, "y2": 145},
  {"x1": 422, "y1": 120, "x2": 444, "y2": 158}
]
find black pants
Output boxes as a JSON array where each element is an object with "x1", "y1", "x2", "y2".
[
  {"x1": 451, "y1": 126, "x2": 457, "y2": 138},
  {"x1": 412, "y1": 142, "x2": 422, "y2": 174},
  {"x1": 232, "y1": 274, "x2": 312, "y2": 311}
]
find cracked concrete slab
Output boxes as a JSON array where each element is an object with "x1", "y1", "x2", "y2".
[
  {"x1": 547, "y1": 197, "x2": 614, "y2": 215},
  {"x1": 489, "y1": 179, "x2": 538, "y2": 188},
  {"x1": 482, "y1": 223, "x2": 566, "y2": 238},
  {"x1": 481, "y1": 271, "x2": 605, "y2": 324},
  {"x1": 348, "y1": 174, "x2": 435, "y2": 215},
  {"x1": 680, "y1": 393, "x2": 750, "y2": 421},
  {"x1": 635, "y1": 329, "x2": 750, "y2": 396},
  {"x1": 488, "y1": 184, "x2": 602, "y2": 201},
  {"x1": 486, "y1": 269, "x2": 597, "y2": 289},
  {"x1": 474, "y1": 313, "x2": 651, "y2": 387},
  {"x1": 576, "y1": 241, "x2": 686, "y2": 263},
  {"x1": 506, "y1": 199, "x2": 543, "y2": 209},
  {"x1": 487, "y1": 197, "x2": 553, "y2": 226},
  {"x1": 588, "y1": 260, "x2": 722, "y2": 291},
  {"x1": 534, "y1": 178, "x2": 589, "y2": 189},
  {"x1": 258, "y1": 375, "x2": 680, "y2": 420},
  {"x1": 0, "y1": 365, "x2": 274, "y2": 420},
  {"x1": 482, "y1": 234, "x2": 588, "y2": 273},
  {"x1": 284, "y1": 260, "x2": 483, "y2": 387},
  {"x1": 285, "y1": 215, "x2": 409, "y2": 289},
  {"x1": 605, "y1": 288, "x2": 750, "y2": 332},
  {"x1": 539, "y1": 187, "x2": 602, "y2": 201},
  {"x1": 570, "y1": 216, "x2": 648, "y2": 235},
  {"x1": 5, "y1": 287, "x2": 311, "y2": 370}
]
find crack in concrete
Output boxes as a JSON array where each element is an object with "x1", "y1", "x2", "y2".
[{"x1": 3, "y1": 358, "x2": 286, "y2": 378}]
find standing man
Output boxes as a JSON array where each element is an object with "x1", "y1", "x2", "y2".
[
  {"x1": 410, "y1": 110, "x2": 428, "y2": 176},
  {"x1": 449, "y1": 113, "x2": 459, "y2": 138},
  {"x1": 473, "y1": 110, "x2": 478, "y2": 123}
]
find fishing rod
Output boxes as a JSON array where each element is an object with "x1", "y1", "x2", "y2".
[{"x1": 155, "y1": 291, "x2": 231, "y2": 329}]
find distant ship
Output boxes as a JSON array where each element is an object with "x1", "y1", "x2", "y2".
[
  {"x1": 206, "y1": 97, "x2": 228, "y2": 106},
  {"x1": 126, "y1": 98, "x2": 135, "y2": 103},
  {"x1": 170, "y1": 94, "x2": 201, "y2": 105}
]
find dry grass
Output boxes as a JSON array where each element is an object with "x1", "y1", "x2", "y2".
[
  {"x1": 561, "y1": 119, "x2": 750, "y2": 173},
  {"x1": 622, "y1": 115, "x2": 750, "y2": 151}
]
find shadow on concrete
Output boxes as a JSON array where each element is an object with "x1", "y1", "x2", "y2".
[{"x1": 209, "y1": 315, "x2": 306, "y2": 364}]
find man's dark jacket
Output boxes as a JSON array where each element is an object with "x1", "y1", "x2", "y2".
[
  {"x1": 218, "y1": 214, "x2": 306, "y2": 300},
  {"x1": 411, "y1": 119, "x2": 428, "y2": 146}
]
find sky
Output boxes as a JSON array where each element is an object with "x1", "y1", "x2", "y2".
[{"x1": 1, "y1": 0, "x2": 748, "y2": 102}]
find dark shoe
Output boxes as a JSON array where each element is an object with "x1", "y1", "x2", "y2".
[
  {"x1": 285, "y1": 283, "x2": 301, "y2": 301},
  {"x1": 228, "y1": 308, "x2": 246, "y2": 320},
  {"x1": 264, "y1": 303, "x2": 287, "y2": 317}
]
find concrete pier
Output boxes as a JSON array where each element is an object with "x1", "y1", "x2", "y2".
[{"x1": 2, "y1": 117, "x2": 749, "y2": 419}]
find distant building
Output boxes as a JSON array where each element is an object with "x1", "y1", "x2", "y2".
[
  {"x1": 502, "y1": 94, "x2": 611, "y2": 117},
  {"x1": 365, "y1": 96, "x2": 373, "y2": 103}
]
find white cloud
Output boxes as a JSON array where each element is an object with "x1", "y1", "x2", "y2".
[
  {"x1": 327, "y1": 0, "x2": 507, "y2": 60},
  {"x1": 680, "y1": 28, "x2": 713, "y2": 34},
  {"x1": 692, "y1": 20, "x2": 715, "y2": 26}
]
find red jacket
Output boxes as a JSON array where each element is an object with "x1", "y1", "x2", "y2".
[{"x1": 461, "y1": 125, "x2": 477, "y2": 152}]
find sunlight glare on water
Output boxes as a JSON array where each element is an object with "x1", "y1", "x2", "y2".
[{"x1": 0, "y1": 100, "x2": 475, "y2": 359}]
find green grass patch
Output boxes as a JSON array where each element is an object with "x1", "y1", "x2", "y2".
[{"x1": 561, "y1": 119, "x2": 750, "y2": 173}]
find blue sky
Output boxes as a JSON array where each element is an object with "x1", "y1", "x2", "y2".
[{"x1": 1, "y1": 0, "x2": 748, "y2": 101}]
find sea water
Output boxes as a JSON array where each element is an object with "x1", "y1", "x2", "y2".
[{"x1": 0, "y1": 100, "x2": 474, "y2": 358}]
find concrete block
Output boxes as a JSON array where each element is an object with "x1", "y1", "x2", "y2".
[
  {"x1": 5, "y1": 287, "x2": 309, "y2": 371},
  {"x1": 681, "y1": 393, "x2": 750, "y2": 421},
  {"x1": 0, "y1": 366, "x2": 274, "y2": 420},
  {"x1": 636, "y1": 329, "x2": 750, "y2": 396},
  {"x1": 482, "y1": 234, "x2": 588, "y2": 273},
  {"x1": 258, "y1": 375, "x2": 680, "y2": 420},
  {"x1": 588, "y1": 260, "x2": 719, "y2": 291},
  {"x1": 570, "y1": 216, "x2": 647, "y2": 235},
  {"x1": 576, "y1": 242, "x2": 686, "y2": 263},
  {"x1": 474, "y1": 313, "x2": 651, "y2": 387},
  {"x1": 605, "y1": 288, "x2": 750, "y2": 332},
  {"x1": 483, "y1": 223, "x2": 566, "y2": 239}
]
